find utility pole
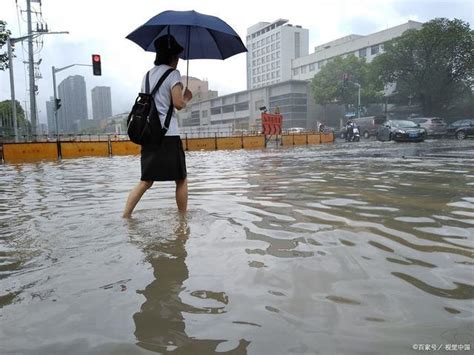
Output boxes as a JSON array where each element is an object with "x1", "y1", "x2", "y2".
[{"x1": 26, "y1": 0, "x2": 37, "y2": 135}]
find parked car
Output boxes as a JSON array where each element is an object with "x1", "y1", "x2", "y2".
[
  {"x1": 352, "y1": 116, "x2": 387, "y2": 138},
  {"x1": 376, "y1": 120, "x2": 426, "y2": 142},
  {"x1": 447, "y1": 119, "x2": 474, "y2": 140},
  {"x1": 287, "y1": 127, "x2": 305, "y2": 134},
  {"x1": 409, "y1": 117, "x2": 447, "y2": 137}
]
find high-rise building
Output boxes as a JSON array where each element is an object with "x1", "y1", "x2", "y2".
[
  {"x1": 57, "y1": 75, "x2": 88, "y2": 133},
  {"x1": 91, "y1": 86, "x2": 112, "y2": 120},
  {"x1": 246, "y1": 19, "x2": 309, "y2": 90},
  {"x1": 45, "y1": 97, "x2": 55, "y2": 134}
]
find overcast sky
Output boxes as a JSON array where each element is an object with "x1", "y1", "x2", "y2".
[{"x1": 1, "y1": 0, "x2": 472, "y2": 125}]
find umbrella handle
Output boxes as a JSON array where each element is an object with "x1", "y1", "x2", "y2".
[
  {"x1": 186, "y1": 59, "x2": 189, "y2": 89},
  {"x1": 186, "y1": 26, "x2": 190, "y2": 89}
]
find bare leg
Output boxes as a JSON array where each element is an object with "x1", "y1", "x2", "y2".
[
  {"x1": 175, "y1": 178, "x2": 188, "y2": 212},
  {"x1": 123, "y1": 181, "x2": 154, "y2": 218}
]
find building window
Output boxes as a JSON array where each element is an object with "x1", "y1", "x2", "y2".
[
  {"x1": 276, "y1": 61, "x2": 280, "y2": 68},
  {"x1": 271, "y1": 34, "x2": 275, "y2": 41},
  {"x1": 222, "y1": 105, "x2": 234, "y2": 113},
  {"x1": 380, "y1": 43, "x2": 385, "y2": 51},
  {"x1": 318, "y1": 61, "x2": 323, "y2": 69},
  {"x1": 211, "y1": 107, "x2": 221, "y2": 115},
  {"x1": 293, "y1": 68, "x2": 299, "y2": 75},
  {"x1": 309, "y1": 63, "x2": 315, "y2": 71},
  {"x1": 266, "y1": 37, "x2": 270, "y2": 44},
  {"x1": 276, "y1": 41, "x2": 280, "y2": 49},
  {"x1": 201, "y1": 110, "x2": 208, "y2": 118},
  {"x1": 276, "y1": 32, "x2": 280, "y2": 39},
  {"x1": 276, "y1": 51, "x2": 280, "y2": 58},
  {"x1": 266, "y1": 55, "x2": 270, "y2": 61},
  {"x1": 371, "y1": 45, "x2": 379, "y2": 55},
  {"x1": 359, "y1": 48, "x2": 367, "y2": 57},
  {"x1": 266, "y1": 73, "x2": 270, "y2": 80},
  {"x1": 271, "y1": 43, "x2": 275, "y2": 50},
  {"x1": 294, "y1": 32, "x2": 300, "y2": 58},
  {"x1": 271, "y1": 62, "x2": 275, "y2": 69},
  {"x1": 301, "y1": 65, "x2": 307, "y2": 74}
]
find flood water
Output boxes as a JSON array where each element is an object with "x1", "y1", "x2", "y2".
[{"x1": 1, "y1": 139, "x2": 473, "y2": 354}]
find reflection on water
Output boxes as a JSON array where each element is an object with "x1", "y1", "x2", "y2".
[
  {"x1": 129, "y1": 214, "x2": 249, "y2": 354},
  {"x1": 0, "y1": 140, "x2": 473, "y2": 354}
]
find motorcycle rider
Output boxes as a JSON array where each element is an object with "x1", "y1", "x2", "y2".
[{"x1": 346, "y1": 120, "x2": 360, "y2": 141}]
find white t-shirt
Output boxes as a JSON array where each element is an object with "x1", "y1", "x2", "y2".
[{"x1": 141, "y1": 65, "x2": 182, "y2": 136}]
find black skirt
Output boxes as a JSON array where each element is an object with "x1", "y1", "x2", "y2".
[{"x1": 140, "y1": 136, "x2": 187, "y2": 181}]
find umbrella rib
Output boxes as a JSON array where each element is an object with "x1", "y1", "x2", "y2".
[{"x1": 207, "y1": 30, "x2": 225, "y2": 59}]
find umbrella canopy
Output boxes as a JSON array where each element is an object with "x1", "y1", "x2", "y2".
[{"x1": 126, "y1": 10, "x2": 247, "y2": 60}]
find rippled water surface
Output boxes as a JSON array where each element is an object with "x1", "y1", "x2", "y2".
[{"x1": 1, "y1": 140, "x2": 473, "y2": 354}]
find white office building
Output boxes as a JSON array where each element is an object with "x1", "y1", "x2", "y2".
[
  {"x1": 246, "y1": 19, "x2": 309, "y2": 89},
  {"x1": 179, "y1": 20, "x2": 424, "y2": 131},
  {"x1": 291, "y1": 21, "x2": 422, "y2": 81}
]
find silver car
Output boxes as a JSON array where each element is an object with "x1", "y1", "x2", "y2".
[{"x1": 410, "y1": 117, "x2": 447, "y2": 137}]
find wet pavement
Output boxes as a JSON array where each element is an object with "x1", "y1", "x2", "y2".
[{"x1": 1, "y1": 138, "x2": 473, "y2": 354}]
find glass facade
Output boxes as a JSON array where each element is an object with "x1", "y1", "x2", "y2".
[{"x1": 269, "y1": 92, "x2": 307, "y2": 128}]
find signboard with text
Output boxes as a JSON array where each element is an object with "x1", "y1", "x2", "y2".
[{"x1": 261, "y1": 113, "x2": 282, "y2": 135}]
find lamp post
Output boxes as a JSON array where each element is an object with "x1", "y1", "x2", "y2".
[
  {"x1": 354, "y1": 82, "x2": 361, "y2": 118},
  {"x1": 7, "y1": 31, "x2": 68, "y2": 142},
  {"x1": 7, "y1": 37, "x2": 18, "y2": 141}
]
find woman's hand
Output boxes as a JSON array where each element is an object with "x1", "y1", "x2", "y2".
[{"x1": 183, "y1": 88, "x2": 193, "y2": 102}]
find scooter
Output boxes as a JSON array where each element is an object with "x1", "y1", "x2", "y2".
[{"x1": 346, "y1": 127, "x2": 360, "y2": 142}]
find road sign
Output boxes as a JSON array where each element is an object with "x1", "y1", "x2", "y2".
[{"x1": 262, "y1": 113, "x2": 282, "y2": 135}]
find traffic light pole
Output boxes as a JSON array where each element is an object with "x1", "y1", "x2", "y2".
[{"x1": 51, "y1": 63, "x2": 92, "y2": 145}]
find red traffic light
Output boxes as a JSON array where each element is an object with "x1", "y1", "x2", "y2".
[{"x1": 91, "y1": 54, "x2": 102, "y2": 76}]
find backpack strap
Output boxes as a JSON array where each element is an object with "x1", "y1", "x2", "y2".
[
  {"x1": 150, "y1": 68, "x2": 175, "y2": 96},
  {"x1": 146, "y1": 68, "x2": 176, "y2": 132}
]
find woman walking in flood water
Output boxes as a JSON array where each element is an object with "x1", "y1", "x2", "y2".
[{"x1": 123, "y1": 35, "x2": 192, "y2": 218}]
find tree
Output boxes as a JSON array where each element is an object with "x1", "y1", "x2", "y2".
[
  {"x1": 0, "y1": 20, "x2": 13, "y2": 71},
  {"x1": 372, "y1": 18, "x2": 473, "y2": 116},
  {"x1": 310, "y1": 55, "x2": 382, "y2": 111},
  {"x1": 0, "y1": 100, "x2": 30, "y2": 135}
]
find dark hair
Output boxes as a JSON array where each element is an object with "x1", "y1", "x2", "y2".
[{"x1": 153, "y1": 35, "x2": 183, "y2": 66}]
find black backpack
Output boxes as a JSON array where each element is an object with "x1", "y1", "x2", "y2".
[{"x1": 127, "y1": 68, "x2": 174, "y2": 145}]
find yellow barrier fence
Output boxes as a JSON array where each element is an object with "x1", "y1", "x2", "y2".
[
  {"x1": 111, "y1": 141, "x2": 141, "y2": 156},
  {"x1": 1, "y1": 133, "x2": 333, "y2": 163},
  {"x1": 3, "y1": 142, "x2": 58, "y2": 162},
  {"x1": 61, "y1": 142, "x2": 109, "y2": 159}
]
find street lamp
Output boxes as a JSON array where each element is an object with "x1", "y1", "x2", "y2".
[
  {"x1": 354, "y1": 82, "x2": 361, "y2": 118},
  {"x1": 7, "y1": 31, "x2": 68, "y2": 142}
]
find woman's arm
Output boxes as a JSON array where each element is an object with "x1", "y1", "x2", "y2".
[{"x1": 171, "y1": 83, "x2": 193, "y2": 110}]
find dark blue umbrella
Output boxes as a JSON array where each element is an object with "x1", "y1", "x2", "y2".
[{"x1": 126, "y1": 10, "x2": 247, "y2": 85}]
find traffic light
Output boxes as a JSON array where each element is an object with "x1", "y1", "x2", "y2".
[
  {"x1": 92, "y1": 54, "x2": 101, "y2": 76},
  {"x1": 55, "y1": 98, "x2": 61, "y2": 110}
]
